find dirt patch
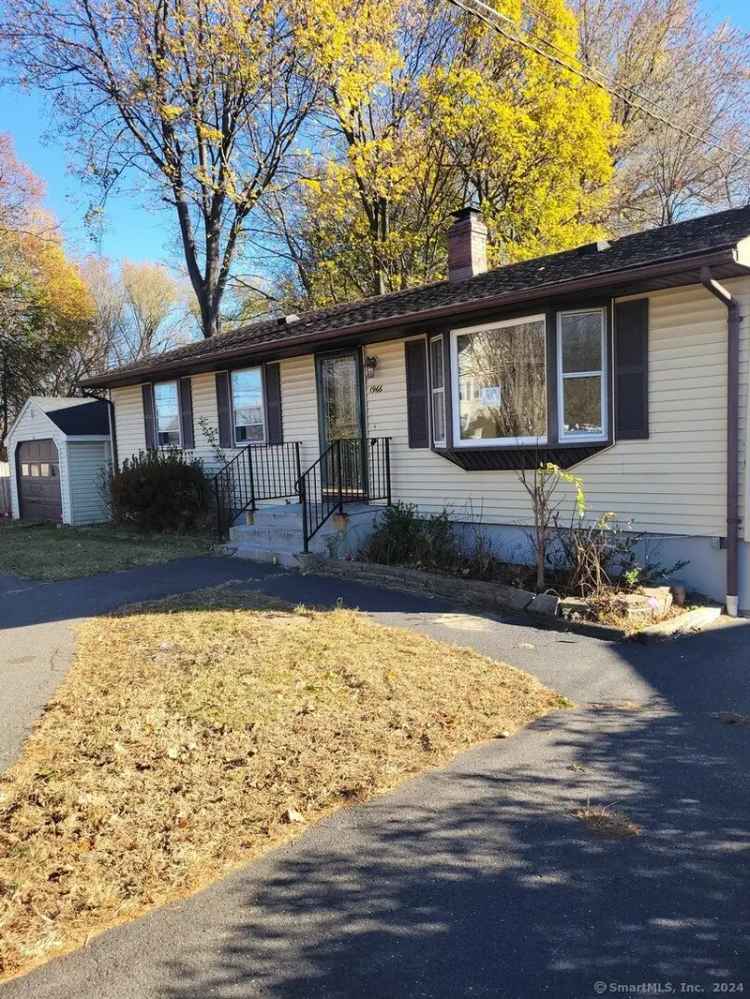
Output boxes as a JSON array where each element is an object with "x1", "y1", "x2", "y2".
[{"x1": 0, "y1": 585, "x2": 564, "y2": 981}]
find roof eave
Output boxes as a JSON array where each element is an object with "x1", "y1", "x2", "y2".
[{"x1": 83, "y1": 245, "x2": 748, "y2": 389}]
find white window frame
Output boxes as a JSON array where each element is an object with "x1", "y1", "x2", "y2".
[
  {"x1": 231, "y1": 366, "x2": 266, "y2": 447},
  {"x1": 429, "y1": 335, "x2": 447, "y2": 447},
  {"x1": 450, "y1": 314, "x2": 548, "y2": 448},
  {"x1": 154, "y1": 380, "x2": 181, "y2": 448},
  {"x1": 556, "y1": 308, "x2": 608, "y2": 443}
]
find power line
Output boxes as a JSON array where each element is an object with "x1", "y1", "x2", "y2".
[{"x1": 446, "y1": 0, "x2": 750, "y2": 167}]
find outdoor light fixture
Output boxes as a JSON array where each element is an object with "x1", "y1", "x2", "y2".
[{"x1": 365, "y1": 355, "x2": 378, "y2": 379}]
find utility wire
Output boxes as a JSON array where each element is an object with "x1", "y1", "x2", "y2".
[{"x1": 446, "y1": 0, "x2": 750, "y2": 167}]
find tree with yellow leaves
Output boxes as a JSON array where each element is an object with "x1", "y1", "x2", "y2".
[
  {"x1": 0, "y1": 136, "x2": 94, "y2": 455},
  {"x1": 264, "y1": 0, "x2": 616, "y2": 305}
]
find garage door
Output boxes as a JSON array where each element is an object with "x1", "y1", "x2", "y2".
[{"x1": 17, "y1": 439, "x2": 62, "y2": 522}]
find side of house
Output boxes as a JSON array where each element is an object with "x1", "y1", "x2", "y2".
[
  {"x1": 86, "y1": 205, "x2": 750, "y2": 614},
  {"x1": 106, "y1": 275, "x2": 750, "y2": 610}
]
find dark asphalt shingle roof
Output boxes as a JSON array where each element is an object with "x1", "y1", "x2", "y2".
[
  {"x1": 88, "y1": 204, "x2": 750, "y2": 384},
  {"x1": 46, "y1": 400, "x2": 110, "y2": 436}
]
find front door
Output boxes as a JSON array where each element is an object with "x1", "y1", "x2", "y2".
[{"x1": 316, "y1": 350, "x2": 366, "y2": 500}]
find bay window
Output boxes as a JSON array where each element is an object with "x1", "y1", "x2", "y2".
[
  {"x1": 153, "y1": 381, "x2": 181, "y2": 447},
  {"x1": 231, "y1": 367, "x2": 265, "y2": 444},
  {"x1": 452, "y1": 315, "x2": 547, "y2": 445},
  {"x1": 557, "y1": 309, "x2": 607, "y2": 441}
]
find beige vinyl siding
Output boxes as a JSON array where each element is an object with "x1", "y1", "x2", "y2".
[
  {"x1": 281, "y1": 354, "x2": 320, "y2": 470},
  {"x1": 112, "y1": 359, "x2": 321, "y2": 480},
  {"x1": 108, "y1": 278, "x2": 749, "y2": 539},
  {"x1": 190, "y1": 371, "x2": 224, "y2": 469},
  {"x1": 67, "y1": 442, "x2": 111, "y2": 525},
  {"x1": 111, "y1": 384, "x2": 146, "y2": 459},
  {"x1": 365, "y1": 279, "x2": 750, "y2": 538}
]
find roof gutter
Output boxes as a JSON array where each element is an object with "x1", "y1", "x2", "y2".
[
  {"x1": 83, "y1": 246, "x2": 742, "y2": 389},
  {"x1": 700, "y1": 266, "x2": 741, "y2": 617}
]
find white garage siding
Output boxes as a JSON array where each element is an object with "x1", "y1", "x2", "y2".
[
  {"x1": 67, "y1": 442, "x2": 112, "y2": 525},
  {"x1": 7, "y1": 398, "x2": 111, "y2": 526}
]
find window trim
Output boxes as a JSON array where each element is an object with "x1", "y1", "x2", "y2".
[
  {"x1": 429, "y1": 335, "x2": 447, "y2": 447},
  {"x1": 153, "y1": 379, "x2": 182, "y2": 449},
  {"x1": 230, "y1": 365, "x2": 267, "y2": 447},
  {"x1": 449, "y1": 314, "x2": 548, "y2": 449},
  {"x1": 556, "y1": 307, "x2": 608, "y2": 443}
]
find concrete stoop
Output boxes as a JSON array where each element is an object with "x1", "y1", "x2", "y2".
[{"x1": 225, "y1": 502, "x2": 382, "y2": 568}]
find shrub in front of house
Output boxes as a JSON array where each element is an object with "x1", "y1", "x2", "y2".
[
  {"x1": 361, "y1": 502, "x2": 468, "y2": 574},
  {"x1": 109, "y1": 449, "x2": 211, "y2": 533}
]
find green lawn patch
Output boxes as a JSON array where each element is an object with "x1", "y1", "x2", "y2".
[{"x1": 0, "y1": 521, "x2": 215, "y2": 580}]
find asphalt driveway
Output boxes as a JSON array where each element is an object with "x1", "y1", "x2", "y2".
[{"x1": 1, "y1": 557, "x2": 749, "y2": 997}]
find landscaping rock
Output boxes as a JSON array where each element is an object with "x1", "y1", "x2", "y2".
[
  {"x1": 670, "y1": 582, "x2": 687, "y2": 607},
  {"x1": 637, "y1": 605, "x2": 722, "y2": 642},
  {"x1": 526, "y1": 592, "x2": 560, "y2": 617},
  {"x1": 559, "y1": 597, "x2": 589, "y2": 622}
]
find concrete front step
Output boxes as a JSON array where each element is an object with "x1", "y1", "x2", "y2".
[
  {"x1": 228, "y1": 543, "x2": 302, "y2": 569},
  {"x1": 230, "y1": 525, "x2": 304, "y2": 545},
  {"x1": 227, "y1": 501, "x2": 383, "y2": 566}
]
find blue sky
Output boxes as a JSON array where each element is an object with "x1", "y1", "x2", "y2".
[{"x1": 1, "y1": 0, "x2": 748, "y2": 268}]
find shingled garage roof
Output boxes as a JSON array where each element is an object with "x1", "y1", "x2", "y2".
[
  {"x1": 82, "y1": 204, "x2": 750, "y2": 388},
  {"x1": 46, "y1": 400, "x2": 111, "y2": 436}
]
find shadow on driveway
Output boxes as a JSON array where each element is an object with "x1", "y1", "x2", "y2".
[{"x1": 157, "y1": 634, "x2": 750, "y2": 998}]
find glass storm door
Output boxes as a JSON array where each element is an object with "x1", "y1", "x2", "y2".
[{"x1": 317, "y1": 350, "x2": 366, "y2": 500}]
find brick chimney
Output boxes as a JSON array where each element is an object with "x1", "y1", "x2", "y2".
[{"x1": 447, "y1": 207, "x2": 488, "y2": 283}]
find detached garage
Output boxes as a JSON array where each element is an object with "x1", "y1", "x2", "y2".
[{"x1": 8, "y1": 397, "x2": 112, "y2": 525}]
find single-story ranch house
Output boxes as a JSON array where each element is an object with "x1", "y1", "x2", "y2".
[{"x1": 82, "y1": 206, "x2": 750, "y2": 615}]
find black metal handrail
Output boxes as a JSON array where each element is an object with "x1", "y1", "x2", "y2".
[
  {"x1": 297, "y1": 436, "x2": 391, "y2": 552},
  {"x1": 213, "y1": 441, "x2": 302, "y2": 539}
]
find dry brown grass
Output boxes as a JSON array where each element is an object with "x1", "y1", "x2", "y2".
[
  {"x1": 572, "y1": 803, "x2": 642, "y2": 839},
  {"x1": 0, "y1": 521, "x2": 215, "y2": 580},
  {"x1": 0, "y1": 585, "x2": 563, "y2": 982}
]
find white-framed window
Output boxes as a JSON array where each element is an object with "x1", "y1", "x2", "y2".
[
  {"x1": 154, "y1": 381, "x2": 181, "y2": 447},
  {"x1": 231, "y1": 367, "x2": 265, "y2": 444},
  {"x1": 429, "y1": 335, "x2": 446, "y2": 447},
  {"x1": 557, "y1": 309, "x2": 607, "y2": 441},
  {"x1": 451, "y1": 314, "x2": 547, "y2": 447}
]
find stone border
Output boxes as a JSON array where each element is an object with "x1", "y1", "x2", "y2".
[
  {"x1": 298, "y1": 554, "x2": 631, "y2": 640},
  {"x1": 298, "y1": 555, "x2": 724, "y2": 643}
]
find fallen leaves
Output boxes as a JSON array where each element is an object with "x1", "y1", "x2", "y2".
[{"x1": 0, "y1": 585, "x2": 562, "y2": 981}]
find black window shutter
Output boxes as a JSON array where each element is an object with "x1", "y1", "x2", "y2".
[
  {"x1": 264, "y1": 363, "x2": 283, "y2": 444},
  {"x1": 178, "y1": 376, "x2": 195, "y2": 449},
  {"x1": 215, "y1": 371, "x2": 233, "y2": 448},
  {"x1": 142, "y1": 383, "x2": 157, "y2": 450},
  {"x1": 405, "y1": 339, "x2": 429, "y2": 448},
  {"x1": 614, "y1": 299, "x2": 649, "y2": 440}
]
